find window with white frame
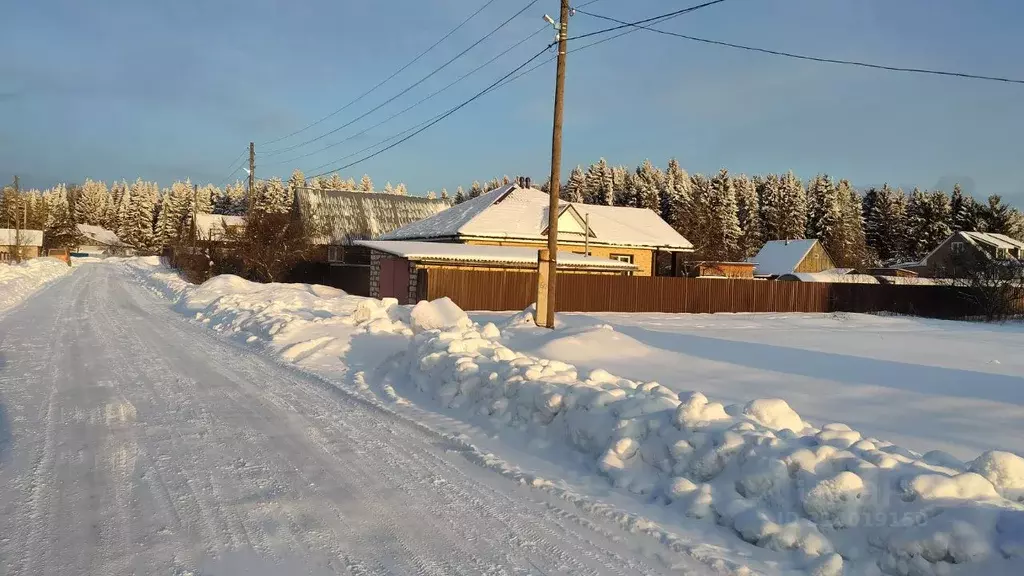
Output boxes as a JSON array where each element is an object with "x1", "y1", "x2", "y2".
[{"x1": 610, "y1": 254, "x2": 634, "y2": 264}]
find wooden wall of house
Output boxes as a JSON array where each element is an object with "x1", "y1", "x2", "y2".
[
  {"x1": 794, "y1": 243, "x2": 836, "y2": 273},
  {"x1": 463, "y1": 239, "x2": 656, "y2": 276},
  {"x1": 0, "y1": 245, "x2": 41, "y2": 260}
]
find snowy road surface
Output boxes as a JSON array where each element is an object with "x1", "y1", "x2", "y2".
[{"x1": 0, "y1": 264, "x2": 692, "y2": 575}]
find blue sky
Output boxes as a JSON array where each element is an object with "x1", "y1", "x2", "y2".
[{"x1": 2, "y1": 0, "x2": 1023, "y2": 203}]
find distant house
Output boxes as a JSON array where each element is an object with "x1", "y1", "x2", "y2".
[
  {"x1": 294, "y1": 188, "x2": 451, "y2": 266},
  {"x1": 378, "y1": 184, "x2": 693, "y2": 276},
  {"x1": 356, "y1": 240, "x2": 637, "y2": 303},
  {"x1": 748, "y1": 239, "x2": 836, "y2": 278},
  {"x1": 75, "y1": 224, "x2": 133, "y2": 257},
  {"x1": 913, "y1": 231, "x2": 1024, "y2": 278},
  {"x1": 0, "y1": 228, "x2": 44, "y2": 261},
  {"x1": 683, "y1": 261, "x2": 757, "y2": 279}
]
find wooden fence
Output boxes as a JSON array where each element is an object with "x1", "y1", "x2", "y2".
[{"x1": 420, "y1": 268, "x2": 993, "y2": 319}]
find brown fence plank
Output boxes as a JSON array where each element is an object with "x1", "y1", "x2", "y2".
[{"x1": 419, "y1": 269, "x2": 993, "y2": 319}]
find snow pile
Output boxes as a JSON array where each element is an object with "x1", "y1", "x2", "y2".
[
  {"x1": 0, "y1": 257, "x2": 72, "y2": 314},
  {"x1": 400, "y1": 316, "x2": 1024, "y2": 575}
]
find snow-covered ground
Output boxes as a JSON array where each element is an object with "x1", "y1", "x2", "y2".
[
  {"x1": 116, "y1": 258, "x2": 1024, "y2": 576},
  {"x1": 0, "y1": 257, "x2": 72, "y2": 314}
]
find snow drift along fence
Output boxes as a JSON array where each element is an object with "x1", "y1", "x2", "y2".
[{"x1": 420, "y1": 269, "x2": 992, "y2": 318}]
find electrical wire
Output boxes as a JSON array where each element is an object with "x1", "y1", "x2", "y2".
[
  {"x1": 259, "y1": 0, "x2": 501, "y2": 147},
  {"x1": 260, "y1": 0, "x2": 542, "y2": 157},
  {"x1": 216, "y1": 147, "x2": 250, "y2": 187},
  {"x1": 568, "y1": 0, "x2": 729, "y2": 42},
  {"x1": 301, "y1": 1, "x2": 719, "y2": 178},
  {"x1": 576, "y1": 8, "x2": 1024, "y2": 85},
  {"x1": 307, "y1": 44, "x2": 552, "y2": 179},
  {"x1": 264, "y1": 24, "x2": 550, "y2": 168}
]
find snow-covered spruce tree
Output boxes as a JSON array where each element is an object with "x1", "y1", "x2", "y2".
[
  {"x1": 454, "y1": 186, "x2": 466, "y2": 204},
  {"x1": 440, "y1": 188, "x2": 449, "y2": 201},
  {"x1": 197, "y1": 184, "x2": 217, "y2": 214},
  {"x1": 116, "y1": 185, "x2": 132, "y2": 243},
  {"x1": 562, "y1": 165, "x2": 586, "y2": 203},
  {"x1": 633, "y1": 159, "x2": 663, "y2": 213},
  {"x1": 611, "y1": 165, "x2": 629, "y2": 205},
  {"x1": 617, "y1": 171, "x2": 640, "y2": 208},
  {"x1": 485, "y1": 177, "x2": 502, "y2": 192},
  {"x1": 255, "y1": 177, "x2": 290, "y2": 215},
  {"x1": 155, "y1": 181, "x2": 192, "y2": 246},
  {"x1": 777, "y1": 171, "x2": 807, "y2": 240},
  {"x1": 919, "y1": 190, "x2": 952, "y2": 256},
  {"x1": 107, "y1": 180, "x2": 128, "y2": 230},
  {"x1": 806, "y1": 174, "x2": 844, "y2": 258},
  {"x1": 469, "y1": 181, "x2": 483, "y2": 199},
  {"x1": 756, "y1": 174, "x2": 783, "y2": 241},
  {"x1": 325, "y1": 173, "x2": 345, "y2": 191},
  {"x1": 980, "y1": 195, "x2": 1017, "y2": 235},
  {"x1": 345, "y1": 177, "x2": 357, "y2": 191},
  {"x1": 359, "y1": 174, "x2": 373, "y2": 192},
  {"x1": 75, "y1": 178, "x2": 109, "y2": 226},
  {"x1": 43, "y1": 184, "x2": 70, "y2": 230},
  {"x1": 26, "y1": 190, "x2": 47, "y2": 231},
  {"x1": 837, "y1": 179, "x2": 869, "y2": 268},
  {"x1": 426, "y1": 190, "x2": 436, "y2": 199},
  {"x1": 864, "y1": 184, "x2": 907, "y2": 264},
  {"x1": 949, "y1": 183, "x2": 979, "y2": 232},
  {"x1": 904, "y1": 187, "x2": 930, "y2": 259},
  {"x1": 394, "y1": 183, "x2": 407, "y2": 196},
  {"x1": 288, "y1": 169, "x2": 306, "y2": 198},
  {"x1": 45, "y1": 199, "x2": 81, "y2": 250},
  {"x1": 662, "y1": 158, "x2": 691, "y2": 227},
  {"x1": 709, "y1": 169, "x2": 742, "y2": 260},
  {"x1": 383, "y1": 181, "x2": 395, "y2": 194},
  {"x1": 583, "y1": 158, "x2": 614, "y2": 206},
  {"x1": 733, "y1": 174, "x2": 762, "y2": 258}
]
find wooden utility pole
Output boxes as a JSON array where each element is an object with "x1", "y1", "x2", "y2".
[
  {"x1": 537, "y1": 0, "x2": 571, "y2": 328},
  {"x1": 13, "y1": 175, "x2": 22, "y2": 262},
  {"x1": 248, "y1": 142, "x2": 256, "y2": 205}
]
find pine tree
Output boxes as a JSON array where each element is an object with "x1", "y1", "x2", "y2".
[
  {"x1": 440, "y1": 188, "x2": 449, "y2": 201},
  {"x1": 949, "y1": 183, "x2": 979, "y2": 232},
  {"x1": 197, "y1": 184, "x2": 216, "y2": 214},
  {"x1": 454, "y1": 186, "x2": 466, "y2": 204},
  {"x1": 394, "y1": 183, "x2": 407, "y2": 196},
  {"x1": 26, "y1": 190, "x2": 46, "y2": 230},
  {"x1": 980, "y1": 195, "x2": 1015, "y2": 234},
  {"x1": 733, "y1": 174, "x2": 762, "y2": 258},
  {"x1": 345, "y1": 177, "x2": 357, "y2": 191},
  {"x1": 611, "y1": 165, "x2": 629, "y2": 205},
  {"x1": 116, "y1": 185, "x2": 133, "y2": 242},
  {"x1": 864, "y1": 184, "x2": 907, "y2": 264},
  {"x1": 663, "y1": 159, "x2": 691, "y2": 231},
  {"x1": 837, "y1": 179, "x2": 869, "y2": 268},
  {"x1": 904, "y1": 187, "x2": 929, "y2": 258},
  {"x1": 383, "y1": 181, "x2": 395, "y2": 194},
  {"x1": 469, "y1": 181, "x2": 483, "y2": 199},
  {"x1": 288, "y1": 169, "x2": 307, "y2": 197},
  {"x1": 634, "y1": 159, "x2": 663, "y2": 213},
  {"x1": 426, "y1": 190, "x2": 437, "y2": 199},
  {"x1": 359, "y1": 174, "x2": 374, "y2": 192},
  {"x1": 45, "y1": 199, "x2": 81, "y2": 249},
  {"x1": 778, "y1": 171, "x2": 807, "y2": 240},
  {"x1": 75, "y1": 179, "x2": 108, "y2": 225},
  {"x1": 806, "y1": 174, "x2": 844, "y2": 261},
  {"x1": 562, "y1": 165, "x2": 586, "y2": 203},
  {"x1": 155, "y1": 181, "x2": 192, "y2": 246},
  {"x1": 756, "y1": 174, "x2": 784, "y2": 241},
  {"x1": 43, "y1": 184, "x2": 70, "y2": 230},
  {"x1": 253, "y1": 177, "x2": 290, "y2": 215},
  {"x1": 583, "y1": 158, "x2": 612, "y2": 205},
  {"x1": 325, "y1": 173, "x2": 345, "y2": 191}
]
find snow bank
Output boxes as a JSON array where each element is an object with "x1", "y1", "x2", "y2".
[
  {"x1": 398, "y1": 312, "x2": 1024, "y2": 575},
  {"x1": 0, "y1": 258, "x2": 72, "y2": 314},
  {"x1": 120, "y1": 260, "x2": 1024, "y2": 575}
]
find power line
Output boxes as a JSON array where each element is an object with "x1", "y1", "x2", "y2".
[
  {"x1": 576, "y1": 8, "x2": 1024, "y2": 85},
  {"x1": 259, "y1": 0, "x2": 501, "y2": 147},
  {"x1": 568, "y1": 0, "x2": 730, "y2": 42},
  {"x1": 301, "y1": 3, "x2": 718, "y2": 178},
  {"x1": 216, "y1": 147, "x2": 251, "y2": 187},
  {"x1": 266, "y1": 25, "x2": 550, "y2": 169},
  {"x1": 261, "y1": 0, "x2": 542, "y2": 157},
  {"x1": 308, "y1": 44, "x2": 552, "y2": 180}
]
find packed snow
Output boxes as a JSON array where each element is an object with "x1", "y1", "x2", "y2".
[
  {"x1": 119, "y1": 258, "x2": 1024, "y2": 576},
  {"x1": 0, "y1": 257, "x2": 72, "y2": 314}
]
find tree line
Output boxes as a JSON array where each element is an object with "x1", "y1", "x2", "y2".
[
  {"x1": 456, "y1": 160, "x2": 1024, "y2": 268},
  {"x1": 0, "y1": 170, "x2": 412, "y2": 252}
]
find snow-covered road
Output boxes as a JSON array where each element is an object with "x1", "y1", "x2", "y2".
[{"x1": 0, "y1": 264, "x2": 686, "y2": 575}]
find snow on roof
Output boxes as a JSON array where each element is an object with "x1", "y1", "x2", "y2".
[
  {"x1": 961, "y1": 231, "x2": 1024, "y2": 251},
  {"x1": 378, "y1": 185, "x2": 693, "y2": 251},
  {"x1": 295, "y1": 188, "x2": 451, "y2": 245},
  {"x1": 747, "y1": 239, "x2": 819, "y2": 276},
  {"x1": 0, "y1": 228, "x2": 44, "y2": 247},
  {"x1": 76, "y1": 224, "x2": 125, "y2": 246},
  {"x1": 194, "y1": 214, "x2": 245, "y2": 240},
  {"x1": 779, "y1": 271, "x2": 879, "y2": 284},
  {"x1": 355, "y1": 240, "x2": 638, "y2": 270}
]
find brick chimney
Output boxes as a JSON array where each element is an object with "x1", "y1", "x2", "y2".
[{"x1": 524, "y1": 177, "x2": 532, "y2": 189}]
